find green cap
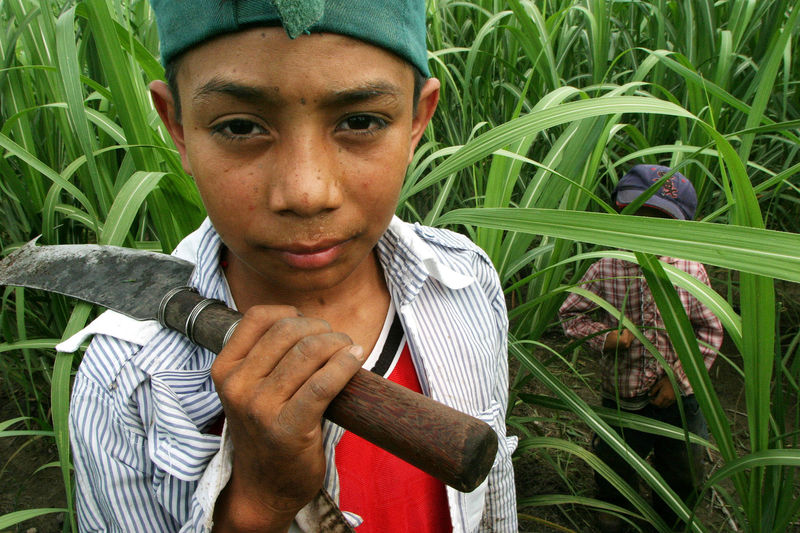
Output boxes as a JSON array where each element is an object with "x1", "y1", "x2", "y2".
[{"x1": 150, "y1": 0, "x2": 430, "y2": 77}]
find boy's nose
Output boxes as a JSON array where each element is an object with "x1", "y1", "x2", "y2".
[{"x1": 267, "y1": 133, "x2": 343, "y2": 217}]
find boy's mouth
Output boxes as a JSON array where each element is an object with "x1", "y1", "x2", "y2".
[{"x1": 276, "y1": 239, "x2": 349, "y2": 270}]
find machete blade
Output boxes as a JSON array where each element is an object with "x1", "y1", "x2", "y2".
[{"x1": 0, "y1": 240, "x2": 195, "y2": 321}]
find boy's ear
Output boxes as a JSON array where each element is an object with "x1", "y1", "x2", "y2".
[
  {"x1": 408, "y1": 77, "x2": 440, "y2": 163},
  {"x1": 150, "y1": 80, "x2": 192, "y2": 175}
]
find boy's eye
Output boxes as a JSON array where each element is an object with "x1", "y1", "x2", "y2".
[
  {"x1": 212, "y1": 119, "x2": 268, "y2": 139},
  {"x1": 338, "y1": 115, "x2": 387, "y2": 134}
]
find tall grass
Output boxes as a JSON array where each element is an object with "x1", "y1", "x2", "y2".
[
  {"x1": 1, "y1": 0, "x2": 799, "y2": 531},
  {"x1": 420, "y1": 2, "x2": 800, "y2": 531}
]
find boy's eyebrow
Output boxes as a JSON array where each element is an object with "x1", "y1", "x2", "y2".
[
  {"x1": 192, "y1": 77, "x2": 277, "y2": 105},
  {"x1": 321, "y1": 82, "x2": 403, "y2": 107},
  {"x1": 191, "y1": 77, "x2": 403, "y2": 107}
]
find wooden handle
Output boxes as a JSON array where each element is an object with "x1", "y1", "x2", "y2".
[{"x1": 161, "y1": 288, "x2": 497, "y2": 492}]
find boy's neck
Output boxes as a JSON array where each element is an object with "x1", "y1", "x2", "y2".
[{"x1": 222, "y1": 246, "x2": 391, "y2": 353}]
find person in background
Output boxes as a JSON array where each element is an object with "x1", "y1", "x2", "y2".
[{"x1": 558, "y1": 164, "x2": 723, "y2": 532}]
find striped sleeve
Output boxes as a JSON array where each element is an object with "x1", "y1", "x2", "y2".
[
  {"x1": 69, "y1": 339, "x2": 216, "y2": 532},
  {"x1": 70, "y1": 373, "x2": 183, "y2": 532},
  {"x1": 476, "y1": 254, "x2": 518, "y2": 532}
]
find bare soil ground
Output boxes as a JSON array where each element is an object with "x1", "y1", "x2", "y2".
[{"x1": 0, "y1": 397, "x2": 67, "y2": 533}]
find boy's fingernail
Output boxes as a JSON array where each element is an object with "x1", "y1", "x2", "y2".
[{"x1": 349, "y1": 345, "x2": 365, "y2": 361}]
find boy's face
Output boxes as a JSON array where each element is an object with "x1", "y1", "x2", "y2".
[{"x1": 152, "y1": 28, "x2": 439, "y2": 298}]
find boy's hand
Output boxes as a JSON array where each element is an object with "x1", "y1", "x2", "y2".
[
  {"x1": 649, "y1": 376, "x2": 676, "y2": 408},
  {"x1": 210, "y1": 305, "x2": 365, "y2": 531},
  {"x1": 603, "y1": 328, "x2": 634, "y2": 351}
]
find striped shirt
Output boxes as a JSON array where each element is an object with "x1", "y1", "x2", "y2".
[
  {"x1": 66, "y1": 216, "x2": 517, "y2": 532},
  {"x1": 558, "y1": 256, "x2": 723, "y2": 400}
]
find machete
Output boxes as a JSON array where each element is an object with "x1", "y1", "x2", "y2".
[{"x1": 0, "y1": 240, "x2": 497, "y2": 492}]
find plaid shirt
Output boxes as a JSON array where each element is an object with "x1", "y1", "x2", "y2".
[{"x1": 559, "y1": 256, "x2": 723, "y2": 400}]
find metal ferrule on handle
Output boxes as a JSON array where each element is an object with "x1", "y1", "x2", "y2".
[
  {"x1": 158, "y1": 287, "x2": 243, "y2": 353},
  {"x1": 185, "y1": 297, "x2": 223, "y2": 344},
  {"x1": 157, "y1": 286, "x2": 193, "y2": 329}
]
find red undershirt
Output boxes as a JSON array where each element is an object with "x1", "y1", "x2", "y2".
[{"x1": 335, "y1": 342, "x2": 452, "y2": 532}]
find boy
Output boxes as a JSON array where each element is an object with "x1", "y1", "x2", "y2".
[
  {"x1": 558, "y1": 165, "x2": 723, "y2": 532},
  {"x1": 64, "y1": 1, "x2": 517, "y2": 531}
]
